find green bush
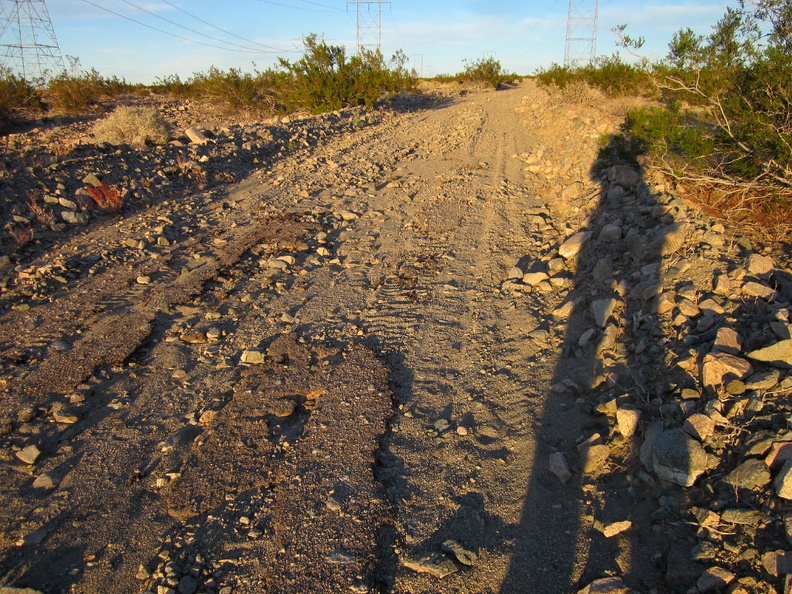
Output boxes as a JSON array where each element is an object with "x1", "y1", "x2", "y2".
[
  {"x1": 536, "y1": 55, "x2": 651, "y2": 97},
  {"x1": 277, "y1": 35, "x2": 415, "y2": 113},
  {"x1": 0, "y1": 67, "x2": 41, "y2": 122},
  {"x1": 44, "y1": 58, "x2": 135, "y2": 113},
  {"x1": 613, "y1": 0, "x2": 792, "y2": 236},
  {"x1": 188, "y1": 66, "x2": 280, "y2": 113},
  {"x1": 461, "y1": 57, "x2": 510, "y2": 88},
  {"x1": 92, "y1": 106, "x2": 170, "y2": 146}
]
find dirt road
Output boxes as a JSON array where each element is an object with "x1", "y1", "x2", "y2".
[{"x1": 1, "y1": 80, "x2": 790, "y2": 594}]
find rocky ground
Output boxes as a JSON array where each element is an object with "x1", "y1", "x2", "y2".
[{"x1": 0, "y1": 80, "x2": 791, "y2": 594}]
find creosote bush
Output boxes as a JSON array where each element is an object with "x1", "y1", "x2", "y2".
[
  {"x1": 0, "y1": 67, "x2": 41, "y2": 124},
  {"x1": 92, "y1": 106, "x2": 170, "y2": 146},
  {"x1": 45, "y1": 59, "x2": 135, "y2": 113}
]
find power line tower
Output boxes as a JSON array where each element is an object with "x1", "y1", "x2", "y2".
[
  {"x1": 347, "y1": 0, "x2": 390, "y2": 54},
  {"x1": 564, "y1": 0, "x2": 598, "y2": 67},
  {"x1": 0, "y1": 0, "x2": 65, "y2": 81}
]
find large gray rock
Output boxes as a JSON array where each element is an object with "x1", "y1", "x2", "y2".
[
  {"x1": 651, "y1": 429, "x2": 716, "y2": 487},
  {"x1": 591, "y1": 298, "x2": 619, "y2": 327}
]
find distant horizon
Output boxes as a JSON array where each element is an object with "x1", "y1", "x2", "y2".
[{"x1": 1, "y1": 1, "x2": 732, "y2": 85}]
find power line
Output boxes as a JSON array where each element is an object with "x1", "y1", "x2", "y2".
[
  {"x1": 78, "y1": 0, "x2": 284, "y2": 54},
  {"x1": 293, "y1": 0, "x2": 345, "y2": 11},
  {"x1": 158, "y1": 0, "x2": 289, "y2": 51},
  {"x1": 118, "y1": 0, "x2": 285, "y2": 53},
  {"x1": 256, "y1": 0, "x2": 341, "y2": 13}
]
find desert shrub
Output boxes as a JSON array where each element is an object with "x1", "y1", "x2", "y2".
[
  {"x1": 278, "y1": 34, "x2": 416, "y2": 113},
  {"x1": 189, "y1": 66, "x2": 280, "y2": 113},
  {"x1": 0, "y1": 67, "x2": 41, "y2": 123},
  {"x1": 536, "y1": 56, "x2": 651, "y2": 97},
  {"x1": 44, "y1": 58, "x2": 134, "y2": 113},
  {"x1": 152, "y1": 74, "x2": 192, "y2": 98},
  {"x1": 615, "y1": 0, "x2": 792, "y2": 238},
  {"x1": 535, "y1": 63, "x2": 574, "y2": 89},
  {"x1": 461, "y1": 57, "x2": 511, "y2": 88},
  {"x1": 92, "y1": 106, "x2": 170, "y2": 146}
]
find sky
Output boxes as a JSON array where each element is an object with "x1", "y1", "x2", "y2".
[{"x1": 5, "y1": 0, "x2": 733, "y2": 83}]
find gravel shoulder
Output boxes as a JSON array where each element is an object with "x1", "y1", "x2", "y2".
[{"x1": 0, "y1": 81, "x2": 791, "y2": 594}]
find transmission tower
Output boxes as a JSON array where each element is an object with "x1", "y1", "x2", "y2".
[
  {"x1": 347, "y1": 0, "x2": 390, "y2": 54},
  {"x1": 0, "y1": 0, "x2": 65, "y2": 81},
  {"x1": 564, "y1": 0, "x2": 599, "y2": 67}
]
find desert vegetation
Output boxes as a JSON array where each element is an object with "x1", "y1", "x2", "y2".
[{"x1": 537, "y1": 0, "x2": 791, "y2": 240}]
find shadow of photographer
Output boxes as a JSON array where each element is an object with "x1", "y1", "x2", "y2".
[{"x1": 499, "y1": 133, "x2": 698, "y2": 592}]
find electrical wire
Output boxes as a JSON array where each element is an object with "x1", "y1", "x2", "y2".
[
  {"x1": 118, "y1": 0, "x2": 287, "y2": 52},
  {"x1": 78, "y1": 0, "x2": 285, "y2": 54},
  {"x1": 158, "y1": 0, "x2": 289, "y2": 51},
  {"x1": 256, "y1": 0, "x2": 341, "y2": 13},
  {"x1": 293, "y1": 0, "x2": 345, "y2": 11}
]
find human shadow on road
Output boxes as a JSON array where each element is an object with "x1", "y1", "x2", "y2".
[{"x1": 500, "y1": 134, "x2": 693, "y2": 592}]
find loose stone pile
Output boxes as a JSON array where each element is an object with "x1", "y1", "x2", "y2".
[{"x1": 505, "y1": 154, "x2": 792, "y2": 592}]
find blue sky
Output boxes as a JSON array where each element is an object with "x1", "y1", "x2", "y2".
[{"x1": 17, "y1": 0, "x2": 731, "y2": 83}]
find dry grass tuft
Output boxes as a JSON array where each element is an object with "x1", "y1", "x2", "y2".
[
  {"x1": 92, "y1": 106, "x2": 170, "y2": 146},
  {"x1": 561, "y1": 80, "x2": 604, "y2": 106}
]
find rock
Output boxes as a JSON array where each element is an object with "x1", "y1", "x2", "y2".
[
  {"x1": 701, "y1": 353, "x2": 753, "y2": 390},
  {"x1": 697, "y1": 566, "x2": 735, "y2": 592},
  {"x1": 616, "y1": 407, "x2": 641, "y2": 439},
  {"x1": 652, "y1": 429, "x2": 715, "y2": 487},
  {"x1": 61, "y1": 211, "x2": 88, "y2": 225},
  {"x1": 713, "y1": 327, "x2": 741, "y2": 355},
  {"x1": 745, "y1": 369, "x2": 781, "y2": 390},
  {"x1": 552, "y1": 297, "x2": 580, "y2": 320},
  {"x1": 15, "y1": 444, "x2": 40, "y2": 465},
  {"x1": 523, "y1": 271, "x2": 549, "y2": 286},
  {"x1": 580, "y1": 444, "x2": 610, "y2": 476},
  {"x1": 747, "y1": 253, "x2": 775, "y2": 276},
  {"x1": 608, "y1": 164, "x2": 641, "y2": 188},
  {"x1": 767, "y1": 442, "x2": 792, "y2": 470},
  {"x1": 52, "y1": 410, "x2": 79, "y2": 424},
  {"x1": 761, "y1": 550, "x2": 792, "y2": 576},
  {"x1": 558, "y1": 231, "x2": 592, "y2": 260},
  {"x1": 507, "y1": 266, "x2": 523, "y2": 280},
  {"x1": 240, "y1": 350, "x2": 265, "y2": 364},
  {"x1": 599, "y1": 224, "x2": 622, "y2": 243},
  {"x1": 548, "y1": 452, "x2": 572, "y2": 483},
  {"x1": 403, "y1": 553, "x2": 458, "y2": 578},
  {"x1": 683, "y1": 414, "x2": 715, "y2": 442},
  {"x1": 658, "y1": 222, "x2": 688, "y2": 256},
  {"x1": 747, "y1": 340, "x2": 792, "y2": 368},
  {"x1": 82, "y1": 173, "x2": 102, "y2": 187},
  {"x1": 593, "y1": 519, "x2": 632, "y2": 538},
  {"x1": 180, "y1": 330, "x2": 207, "y2": 344},
  {"x1": 577, "y1": 576, "x2": 629, "y2": 594},
  {"x1": 324, "y1": 549, "x2": 356, "y2": 564},
  {"x1": 723, "y1": 459, "x2": 771, "y2": 490},
  {"x1": 742, "y1": 281, "x2": 776, "y2": 300},
  {"x1": 177, "y1": 575, "x2": 198, "y2": 594},
  {"x1": 32, "y1": 473, "x2": 55, "y2": 490},
  {"x1": 58, "y1": 197, "x2": 77, "y2": 210},
  {"x1": 185, "y1": 127, "x2": 209, "y2": 145},
  {"x1": 721, "y1": 509, "x2": 763, "y2": 526},
  {"x1": 441, "y1": 540, "x2": 478, "y2": 566},
  {"x1": 677, "y1": 298, "x2": 700, "y2": 317},
  {"x1": 591, "y1": 298, "x2": 618, "y2": 327},
  {"x1": 775, "y1": 461, "x2": 792, "y2": 499}
]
